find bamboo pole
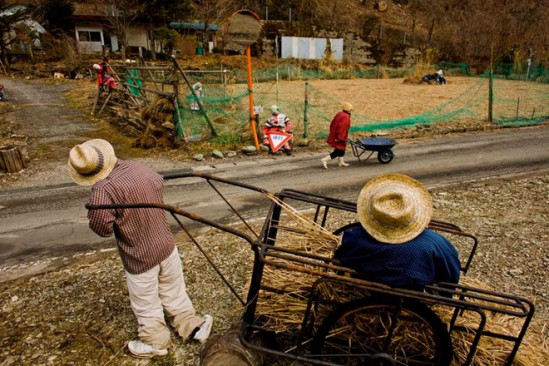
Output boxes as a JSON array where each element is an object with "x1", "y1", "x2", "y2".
[{"x1": 247, "y1": 46, "x2": 260, "y2": 151}]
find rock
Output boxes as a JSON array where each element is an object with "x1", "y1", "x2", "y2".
[
  {"x1": 260, "y1": 145, "x2": 269, "y2": 152},
  {"x1": 508, "y1": 268, "x2": 524, "y2": 276},
  {"x1": 226, "y1": 151, "x2": 237, "y2": 158},
  {"x1": 241, "y1": 146, "x2": 257, "y2": 155},
  {"x1": 184, "y1": 134, "x2": 203, "y2": 142},
  {"x1": 212, "y1": 150, "x2": 224, "y2": 159},
  {"x1": 297, "y1": 138, "x2": 310, "y2": 147},
  {"x1": 193, "y1": 154, "x2": 204, "y2": 161}
]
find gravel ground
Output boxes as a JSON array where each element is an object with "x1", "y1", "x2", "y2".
[{"x1": 0, "y1": 171, "x2": 547, "y2": 366}]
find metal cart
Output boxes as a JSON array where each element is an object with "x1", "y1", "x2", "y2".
[
  {"x1": 87, "y1": 173, "x2": 534, "y2": 366},
  {"x1": 347, "y1": 137, "x2": 398, "y2": 164}
]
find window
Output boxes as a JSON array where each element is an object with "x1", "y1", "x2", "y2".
[{"x1": 78, "y1": 31, "x2": 102, "y2": 42}]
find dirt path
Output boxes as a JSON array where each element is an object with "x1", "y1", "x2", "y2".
[
  {"x1": 0, "y1": 77, "x2": 105, "y2": 191},
  {"x1": 0, "y1": 78, "x2": 99, "y2": 156}
]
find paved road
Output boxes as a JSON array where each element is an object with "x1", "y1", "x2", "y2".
[{"x1": 1, "y1": 125, "x2": 548, "y2": 268}]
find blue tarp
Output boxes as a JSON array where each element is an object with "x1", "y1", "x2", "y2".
[{"x1": 169, "y1": 22, "x2": 218, "y2": 32}]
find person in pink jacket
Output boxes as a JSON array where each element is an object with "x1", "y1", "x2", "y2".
[{"x1": 321, "y1": 102, "x2": 353, "y2": 169}]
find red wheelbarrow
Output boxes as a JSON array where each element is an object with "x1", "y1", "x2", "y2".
[{"x1": 347, "y1": 137, "x2": 397, "y2": 164}]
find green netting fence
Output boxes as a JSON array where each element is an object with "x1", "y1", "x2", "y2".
[
  {"x1": 174, "y1": 65, "x2": 547, "y2": 142},
  {"x1": 481, "y1": 61, "x2": 549, "y2": 83},
  {"x1": 111, "y1": 62, "x2": 548, "y2": 144}
]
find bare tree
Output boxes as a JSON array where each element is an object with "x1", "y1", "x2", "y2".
[
  {"x1": 190, "y1": 0, "x2": 240, "y2": 51},
  {"x1": 95, "y1": 0, "x2": 147, "y2": 60},
  {"x1": 0, "y1": 2, "x2": 33, "y2": 69}
]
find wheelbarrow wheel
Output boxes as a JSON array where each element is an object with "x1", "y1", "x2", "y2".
[
  {"x1": 377, "y1": 149, "x2": 394, "y2": 164},
  {"x1": 311, "y1": 295, "x2": 453, "y2": 366}
]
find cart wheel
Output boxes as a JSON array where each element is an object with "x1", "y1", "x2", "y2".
[
  {"x1": 377, "y1": 150, "x2": 394, "y2": 164},
  {"x1": 311, "y1": 296, "x2": 453, "y2": 366}
]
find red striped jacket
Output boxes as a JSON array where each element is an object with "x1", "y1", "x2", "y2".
[{"x1": 87, "y1": 160, "x2": 175, "y2": 274}]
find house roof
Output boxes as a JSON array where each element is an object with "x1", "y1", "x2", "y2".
[{"x1": 169, "y1": 22, "x2": 218, "y2": 32}]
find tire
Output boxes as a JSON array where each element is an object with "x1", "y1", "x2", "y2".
[
  {"x1": 378, "y1": 150, "x2": 394, "y2": 164},
  {"x1": 311, "y1": 296, "x2": 453, "y2": 366}
]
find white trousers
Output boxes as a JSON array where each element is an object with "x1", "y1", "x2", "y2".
[{"x1": 125, "y1": 247, "x2": 205, "y2": 348}]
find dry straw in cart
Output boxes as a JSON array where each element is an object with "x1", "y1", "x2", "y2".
[{"x1": 255, "y1": 194, "x2": 549, "y2": 365}]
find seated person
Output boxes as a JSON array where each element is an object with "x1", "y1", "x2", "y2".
[{"x1": 334, "y1": 173, "x2": 460, "y2": 292}]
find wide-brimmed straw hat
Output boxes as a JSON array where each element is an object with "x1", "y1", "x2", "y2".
[
  {"x1": 67, "y1": 139, "x2": 117, "y2": 186},
  {"x1": 356, "y1": 173, "x2": 433, "y2": 244},
  {"x1": 342, "y1": 102, "x2": 353, "y2": 112}
]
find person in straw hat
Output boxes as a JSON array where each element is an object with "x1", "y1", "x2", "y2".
[
  {"x1": 68, "y1": 139, "x2": 213, "y2": 358},
  {"x1": 320, "y1": 101, "x2": 353, "y2": 169},
  {"x1": 334, "y1": 173, "x2": 461, "y2": 291}
]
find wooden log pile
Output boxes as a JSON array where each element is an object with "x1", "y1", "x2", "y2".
[{"x1": 134, "y1": 96, "x2": 179, "y2": 148}]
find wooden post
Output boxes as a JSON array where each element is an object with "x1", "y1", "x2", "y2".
[
  {"x1": 246, "y1": 46, "x2": 260, "y2": 150},
  {"x1": 0, "y1": 146, "x2": 27, "y2": 173},
  {"x1": 91, "y1": 89, "x2": 100, "y2": 115},
  {"x1": 97, "y1": 92, "x2": 113, "y2": 116}
]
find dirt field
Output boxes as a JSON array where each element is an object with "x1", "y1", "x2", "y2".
[{"x1": 255, "y1": 76, "x2": 482, "y2": 119}]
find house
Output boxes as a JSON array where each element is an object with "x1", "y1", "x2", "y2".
[
  {"x1": 169, "y1": 21, "x2": 219, "y2": 55},
  {"x1": 73, "y1": 3, "x2": 155, "y2": 56}
]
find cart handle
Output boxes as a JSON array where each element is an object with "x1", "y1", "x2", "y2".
[{"x1": 85, "y1": 202, "x2": 255, "y2": 247}]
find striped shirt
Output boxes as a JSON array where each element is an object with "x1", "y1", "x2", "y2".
[{"x1": 87, "y1": 160, "x2": 175, "y2": 274}]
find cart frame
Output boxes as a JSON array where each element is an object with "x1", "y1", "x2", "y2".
[{"x1": 86, "y1": 173, "x2": 534, "y2": 366}]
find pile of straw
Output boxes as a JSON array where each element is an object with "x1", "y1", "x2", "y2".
[
  {"x1": 433, "y1": 277, "x2": 549, "y2": 366},
  {"x1": 254, "y1": 194, "x2": 340, "y2": 332},
  {"x1": 255, "y1": 195, "x2": 549, "y2": 365}
]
